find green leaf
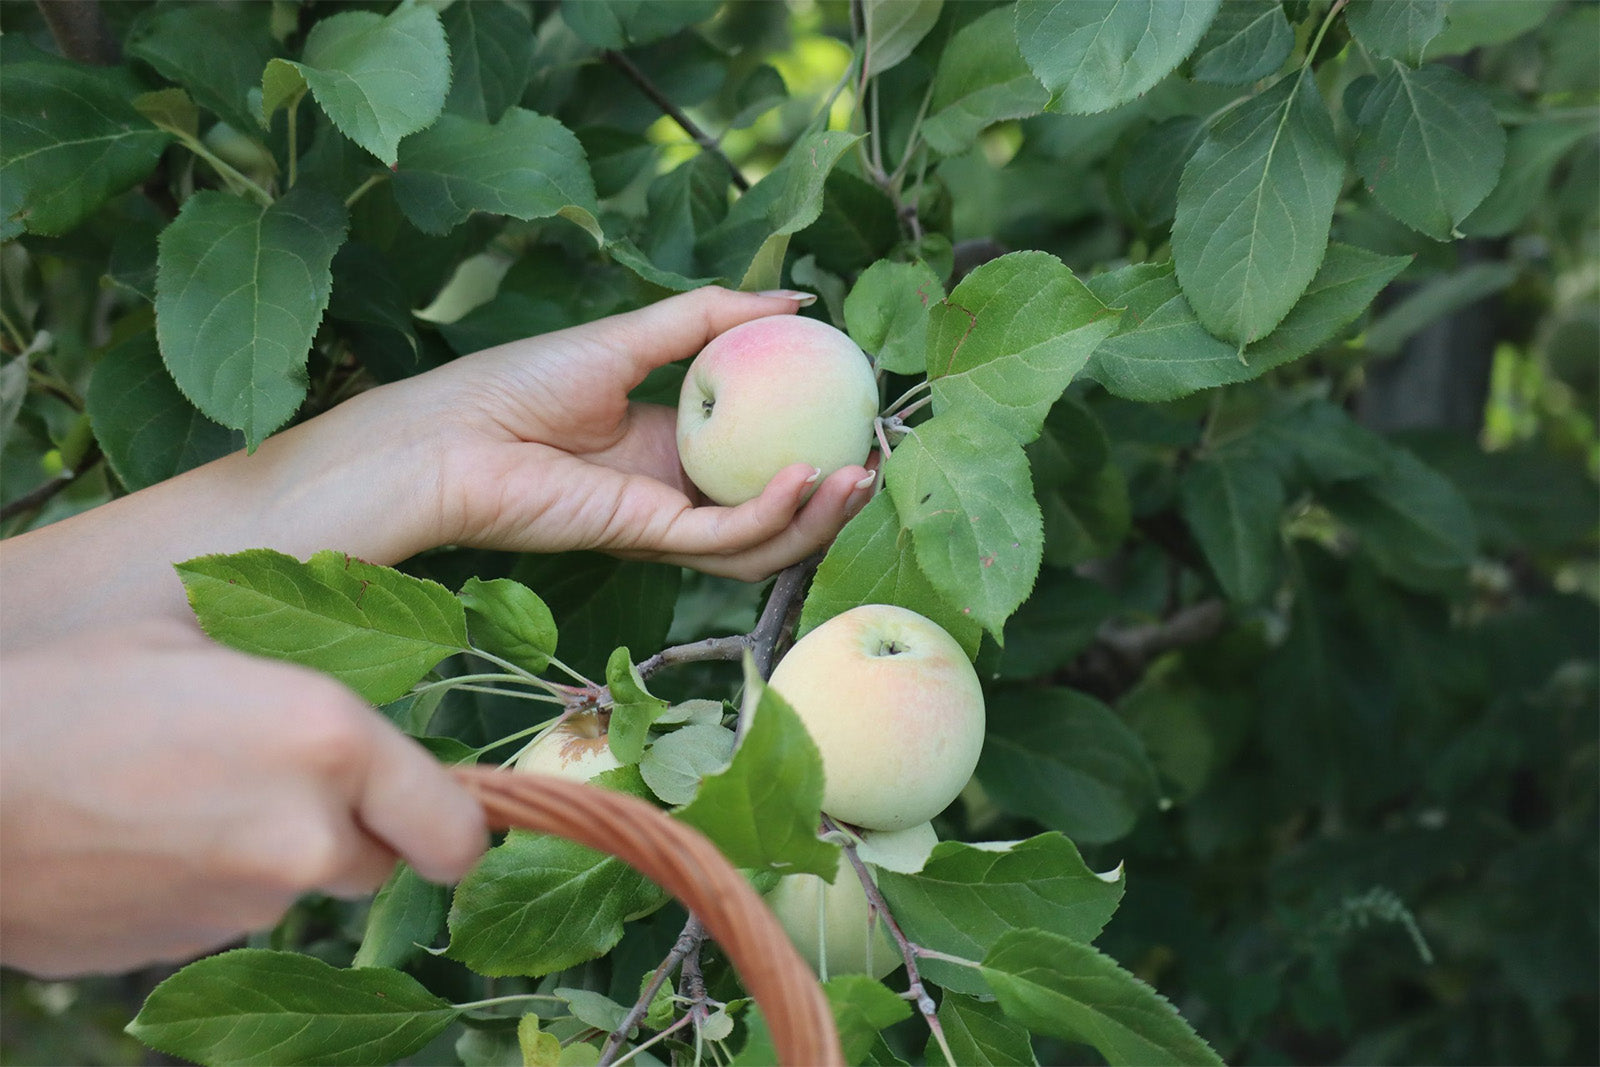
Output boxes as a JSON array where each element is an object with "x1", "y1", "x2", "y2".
[
  {"x1": 824, "y1": 977, "x2": 913, "y2": 1062},
  {"x1": 1405, "y1": 436, "x2": 1600, "y2": 554},
  {"x1": 512, "y1": 554, "x2": 681, "y2": 682},
  {"x1": 976, "y1": 688, "x2": 1158, "y2": 845},
  {"x1": 937, "y1": 995, "x2": 1039, "y2": 1066},
  {"x1": 459, "y1": 576, "x2": 558, "y2": 675},
  {"x1": 1362, "y1": 261, "x2": 1518, "y2": 356},
  {"x1": 393, "y1": 109, "x2": 602, "y2": 241},
  {"x1": 1426, "y1": 0, "x2": 1558, "y2": 57},
  {"x1": 997, "y1": 570, "x2": 1118, "y2": 681},
  {"x1": 328, "y1": 241, "x2": 423, "y2": 382},
  {"x1": 0, "y1": 61, "x2": 170, "y2": 239},
  {"x1": 799, "y1": 493, "x2": 984, "y2": 658},
  {"x1": 86, "y1": 329, "x2": 241, "y2": 493},
  {"x1": 1346, "y1": 0, "x2": 1449, "y2": 65},
  {"x1": 676, "y1": 660, "x2": 839, "y2": 880},
  {"x1": 1352, "y1": 63, "x2": 1507, "y2": 240},
  {"x1": 262, "y1": 4, "x2": 450, "y2": 165},
  {"x1": 519, "y1": 1016, "x2": 562, "y2": 1067},
  {"x1": 1179, "y1": 454, "x2": 1286, "y2": 604},
  {"x1": 560, "y1": 0, "x2": 723, "y2": 49},
  {"x1": 638, "y1": 722, "x2": 736, "y2": 804},
  {"x1": 1085, "y1": 245, "x2": 1408, "y2": 402},
  {"x1": 884, "y1": 415, "x2": 1043, "y2": 637},
  {"x1": 1190, "y1": 0, "x2": 1293, "y2": 86},
  {"x1": 1464, "y1": 118, "x2": 1595, "y2": 237},
  {"x1": 442, "y1": 0, "x2": 535, "y2": 122},
  {"x1": 131, "y1": 88, "x2": 199, "y2": 140},
  {"x1": 1030, "y1": 398, "x2": 1130, "y2": 568},
  {"x1": 862, "y1": 0, "x2": 944, "y2": 77},
  {"x1": 604, "y1": 646, "x2": 668, "y2": 764},
  {"x1": 795, "y1": 169, "x2": 901, "y2": 275},
  {"x1": 447, "y1": 830, "x2": 667, "y2": 976},
  {"x1": 844, "y1": 260, "x2": 944, "y2": 376},
  {"x1": 176, "y1": 548, "x2": 468, "y2": 704},
  {"x1": 926, "y1": 251, "x2": 1121, "y2": 445},
  {"x1": 981, "y1": 930, "x2": 1225, "y2": 1066},
  {"x1": 556, "y1": 988, "x2": 630, "y2": 1033},
  {"x1": 921, "y1": 7, "x2": 1050, "y2": 156},
  {"x1": 1172, "y1": 72, "x2": 1345, "y2": 345},
  {"x1": 126, "y1": 2, "x2": 279, "y2": 134},
  {"x1": 1320, "y1": 447, "x2": 1479, "y2": 594},
  {"x1": 1114, "y1": 116, "x2": 1205, "y2": 230},
  {"x1": 154, "y1": 187, "x2": 348, "y2": 447},
  {"x1": 353, "y1": 863, "x2": 450, "y2": 970},
  {"x1": 126, "y1": 949, "x2": 459, "y2": 1066},
  {"x1": 697, "y1": 130, "x2": 861, "y2": 283},
  {"x1": 877, "y1": 833, "x2": 1124, "y2": 996},
  {"x1": 1243, "y1": 244, "x2": 1411, "y2": 366},
  {"x1": 1255, "y1": 398, "x2": 1389, "y2": 487},
  {"x1": 1015, "y1": 0, "x2": 1220, "y2": 115}
]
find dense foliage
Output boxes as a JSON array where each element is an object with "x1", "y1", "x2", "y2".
[{"x1": 2, "y1": 1, "x2": 1596, "y2": 1065}]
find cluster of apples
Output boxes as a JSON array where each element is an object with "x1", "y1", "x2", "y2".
[{"x1": 515, "y1": 315, "x2": 987, "y2": 978}]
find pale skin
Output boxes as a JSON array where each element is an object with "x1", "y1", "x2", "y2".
[{"x1": 0, "y1": 287, "x2": 876, "y2": 978}]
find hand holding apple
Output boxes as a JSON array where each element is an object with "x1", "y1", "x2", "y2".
[{"x1": 676, "y1": 315, "x2": 880, "y2": 506}]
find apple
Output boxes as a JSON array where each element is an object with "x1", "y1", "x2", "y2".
[
  {"x1": 201, "y1": 122, "x2": 276, "y2": 185},
  {"x1": 511, "y1": 710, "x2": 621, "y2": 782},
  {"x1": 764, "y1": 821, "x2": 937, "y2": 979},
  {"x1": 675, "y1": 314, "x2": 879, "y2": 506},
  {"x1": 766, "y1": 604, "x2": 985, "y2": 831}
]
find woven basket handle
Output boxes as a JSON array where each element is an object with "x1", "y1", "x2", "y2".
[{"x1": 451, "y1": 766, "x2": 844, "y2": 1067}]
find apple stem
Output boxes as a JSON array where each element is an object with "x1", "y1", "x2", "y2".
[
  {"x1": 599, "y1": 915, "x2": 707, "y2": 1066},
  {"x1": 822, "y1": 814, "x2": 958, "y2": 1067}
]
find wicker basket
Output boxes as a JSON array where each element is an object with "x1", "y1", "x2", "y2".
[{"x1": 453, "y1": 766, "x2": 844, "y2": 1067}]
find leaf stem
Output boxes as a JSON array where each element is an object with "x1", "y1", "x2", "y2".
[
  {"x1": 609, "y1": 1013, "x2": 694, "y2": 1067},
  {"x1": 912, "y1": 946, "x2": 982, "y2": 969},
  {"x1": 465, "y1": 646, "x2": 569, "y2": 697},
  {"x1": 0, "y1": 306, "x2": 30, "y2": 354},
  {"x1": 447, "y1": 683, "x2": 567, "y2": 704},
  {"x1": 453, "y1": 992, "x2": 571, "y2": 1013},
  {"x1": 1304, "y1": 0, "x2": 1350, "y2": 70},
  {"x1": 344, "y1": 173, "x2": 386, "y2": 208},
  {"x1": 287, "y1": 95, "x2": 300, "y2": 189},
  {"x1": 178, "y1": 131, "x2": 273, "y2": 205},
  {"x1": 882, "y1": 378, "x2": 932, "y2": 418}
]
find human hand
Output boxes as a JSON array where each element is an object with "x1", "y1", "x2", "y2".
[
  {"x1": 412, "y1": 286, "x2": 879, "y2": 580},
  {"x1": 0, "y1": 621, "x2": 487, "y2": 978}
]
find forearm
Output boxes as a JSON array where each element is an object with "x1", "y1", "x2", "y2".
[{"x1": 0, "y1": 386, "x2": 446, "y2": 651}]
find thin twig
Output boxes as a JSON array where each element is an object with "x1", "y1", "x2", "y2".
[
  {"x1": 823, "y1": 815, "x2": 956, "y2": 1067},
  {"x1": 749, "y1": 556, "x2": 821, "y2": 679},
  {"x1": 602, "y1": 50, "x2": 749, "y2": 192},
  {"x1": 599, "y1": 915, "x2": 706, "y2": 1065},
  {"x1": 635, "y1": 634, "x2": 750, "y2": 679},
  {"x1": 0, "y1": 444, "x2": 101, "y2": 524}
]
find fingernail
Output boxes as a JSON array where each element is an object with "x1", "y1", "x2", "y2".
[
  {"x1": 804, "y1": 467, "x2": 822, "y2": 484},
  {"x1": 756, "y1": 289, "x2": 818, "y2": 307},
  {"x1": 853, "y1": 471, "x2": 877, "y2": 491}
]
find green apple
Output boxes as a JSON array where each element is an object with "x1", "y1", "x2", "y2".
[
  {"x1": 764, "y1": 821, "x2": 937, "y2": 979},
  {"x1": 512, "y1": 710, "x2": 621, "y2": 782},
  {"x1": 675, "y1": 314, "x2": 878, "y2": 506},
  {"x1": 768, "y1": 604, "x2": 985, "y2": 831}
]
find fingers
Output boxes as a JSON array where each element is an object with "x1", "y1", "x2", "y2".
[
  {"x1": 567, "y1": 286, "x2": 814, "y2": 386},
  {"x1": 654, "y1": 464, "x2": 879, "y2": 582},
  {"x1": 348, "y1": 720, "x2": 489, "y2": 885}
]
